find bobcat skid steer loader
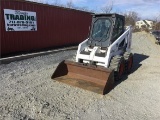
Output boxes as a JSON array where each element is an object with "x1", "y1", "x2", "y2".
[{"x1": 52, "y1": 14, "x2": 133, "y2": 95}]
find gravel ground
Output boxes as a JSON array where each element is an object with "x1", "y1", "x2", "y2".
[{"x1": 0, "y1": 32, "x2": 160, "y2": 120}]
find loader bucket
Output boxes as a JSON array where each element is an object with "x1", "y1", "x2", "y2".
[{"x1": 51, "y1": 60, "x2": 114, "y2": 95}]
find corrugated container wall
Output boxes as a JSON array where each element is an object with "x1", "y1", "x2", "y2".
[{"x1": 0, "y1": 0, "x2": 92, "y2": 56}]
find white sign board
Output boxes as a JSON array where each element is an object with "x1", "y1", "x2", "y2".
[{"x1": 4, "y1": 9, "x2": 37, "y2": 31}]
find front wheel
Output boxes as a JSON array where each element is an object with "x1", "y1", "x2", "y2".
[{"x1": 109, "y1": 56, "x2": 125, "y2": 81}]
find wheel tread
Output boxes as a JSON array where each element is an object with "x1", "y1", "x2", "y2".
[{"x1": 109, "y1": 55, "x2": 125, "y2": 81}]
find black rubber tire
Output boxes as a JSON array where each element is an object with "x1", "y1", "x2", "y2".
[
  {"x1": 109, "y1": 56, "x2": 125, "y2": 81},
  {"x1": 123, "y1": 52, "x2": 133, "y2": 74},
  {"x1": 79, "y1": 59, "x2": 83, "y2": 63}
]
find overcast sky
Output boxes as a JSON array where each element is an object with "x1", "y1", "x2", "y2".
[{"x1": 28, "y1": 0, "x2": 160, "y2": 20}]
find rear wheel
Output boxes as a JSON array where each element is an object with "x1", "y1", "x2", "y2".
[
  {"x1": 123, "y1": 52, "x2": 133, "y2": 73},
  {"x1": 109, "y1": 56, "x2": 125, "y2": 81}
]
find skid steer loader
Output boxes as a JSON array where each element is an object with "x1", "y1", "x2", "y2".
[{"x1": 52, "y1": 14, "x2": 133, "y2": 95}]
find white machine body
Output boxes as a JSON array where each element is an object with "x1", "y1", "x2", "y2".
[{"x1": 76, "y1": 26, "x2": 132, "y2": 68}]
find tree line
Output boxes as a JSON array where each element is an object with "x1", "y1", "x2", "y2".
[{"x1": 26, "y1": 0, "x2": 160, "y2": 30}]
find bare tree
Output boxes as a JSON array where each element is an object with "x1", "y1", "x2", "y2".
[
  {"x1": 154, "y1": 15, "x2": 160, "y2": 30},
  {"x1": 66, "y1": 0, "x2": 74, "y2": 8},
  {"x1": 124, "y1": 11, "x2": 140, "y2": 26},
  {"x1": 48, "y1": 0, "x2": 60, "y2": 5},
  {"x1": 75, "y1": 6, "x2": 94, "y2": 12},
  {"x1": 152, "y1": 14, "x2": 160, "y2": 30},
  {"x1": 54, "y1": 0, "x2": 59, "y2": 5},
  {"x1": 78, "y1": 6, "x2": 88, "y2": 11},
  {"x1": 155, "y1": 14, "x2": 160, "y2": 22},
  {"x1": 155, "y1": 22, "x2": 160, "y2": 30},
  {"x1": 65, "y1": 0, "x2": 94, "y2": 12},
  {"x1": 101, "y1": 1, "x2": 113, "y2": 13}
]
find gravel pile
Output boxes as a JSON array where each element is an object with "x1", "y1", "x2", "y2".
[{"x1": 0, "y1": 32, "x2": 160, "y2": 120}]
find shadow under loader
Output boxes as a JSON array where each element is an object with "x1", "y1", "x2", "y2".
[
  {"x1": 51, "y1": 53, "x2": 149, "y2": 95},
  {"x1": 114, "y1": 53, "x2": 149, "y2": 86}
]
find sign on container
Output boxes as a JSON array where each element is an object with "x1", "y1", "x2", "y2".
[{"x1": 4, "y1": 9, "x2": 37, "y2": 31}]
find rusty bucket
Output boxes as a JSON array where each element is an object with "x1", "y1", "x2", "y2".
[{"x1": 51, "y1": 60, "x2": 114, "y2": 95}]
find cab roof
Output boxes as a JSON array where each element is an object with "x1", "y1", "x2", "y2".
[{"x1": 92, "y1": 13, "x2": 124, "y2": 19}]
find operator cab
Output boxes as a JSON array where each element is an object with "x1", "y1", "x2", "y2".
[{"x1": 87, "y1": 14, "x2": 125, "y2": 48}]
